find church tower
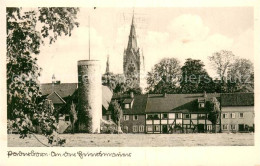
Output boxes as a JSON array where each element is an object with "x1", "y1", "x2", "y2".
[
  {"x1": 105, "y1": 54, "x2": 110, "y2": 73},
  {"x1": 123, "y1": 13, "x2": 144, "y2": 88}
]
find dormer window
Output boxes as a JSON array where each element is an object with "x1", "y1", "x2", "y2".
[
  {"x1": 123, "y1": 98, "x2": 134, "y2": 109},
  {"x1": 199, "y1": 103, "x2": 205, "y2": 108},
  {"x1": 125, "y1": 104, "x2": 130, "y2": 109},
  {"x1": 198, "y1": 98, "x2": 206, "y2": 108}
]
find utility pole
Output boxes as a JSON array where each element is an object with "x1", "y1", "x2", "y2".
[{"x1": 88, "y1": 15, "x2": 91, "y2": 60}]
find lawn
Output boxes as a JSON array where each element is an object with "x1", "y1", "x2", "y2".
[{"x1": 8, "y1": 133, "x2": 254, "y2": 147}]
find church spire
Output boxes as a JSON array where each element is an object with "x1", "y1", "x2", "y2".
[
  {"x1": 131, "y1": 11, "x2": 135, "y2": 26},
  {"x1": 105, "y1": 54, "x2": 110, "y2": 73},
  {"x1": 127, "y1": 12, "x2": 138, "y2": 52}
]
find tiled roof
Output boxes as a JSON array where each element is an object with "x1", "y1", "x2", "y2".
[
  {"x1": 110, "y1": 93, "x2": 220, "y2": 115},
  {"x1": 40, "y1": 83, "x2": 113, "y2": 109},
  {"x1": 47, "y1": 92, "x2": 66, "y2": 104},
  {"x1": 122, "y1": 95, "x2": 147, "y2": 115},
  {"x1": 102, "y1": 86, "x2": 113, "y2": 110},
  {"x1": 108, "y1": 94, "x2": 148, "y2": 115},
  {"x1": 123, "y1": 98, "x2": 134, "y2": 104},
  {"x1": 145, "y1": 93, "x2": 220, "y2": 113},
  {"x1": 40, "y1": 83, "x2": 78, "y2": 98},
  {"x1": 220, "y1": 93, "x2": 254, "y2": 106}
]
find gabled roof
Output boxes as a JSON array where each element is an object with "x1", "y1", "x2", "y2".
[
  {"x1": 102, "y1": 86, "x2": 113, "y2": 110},
  {"x1": 145, "y1": 93, "x2": 220, "y2": 113},
  {"x1": 40, "y1": 83, "x2": 78, "y2": 98},
  {"x1": 123, "y1": 98, "x2": 134, "y2": 104},
  {"x1": 122, "y1": 95, "x2": 147, "y2": 115},
  {"x1": 220, "y1": 93, "x2": 254, "y2": 106},
  {"x1": 47, "y1": 91, "x2": 66, "y2": 104},
  {"x1": 40, "y1": 83, "x2": 113, "y2": 110},
  {"x1": 109, "y1": 94, "x2": 147, "y2": 115}
]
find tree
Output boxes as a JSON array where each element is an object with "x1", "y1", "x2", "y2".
[
  {"x1": 102, "y1": 72, "x2": 119, "y2": 91},
  {"x1": 205, "y1": 97, "x2": 220, "y2": 133},
  {"x1": 146, "y1": 58, "x2": 181, "y2": 93},
  {"x1": 180, "y1": 58, "x2": 214, "y2": 93},
  {"x1": 69, "y1": 101, "x2": 77, "y2": 134},
  {"x1": 7, "y1": 7, "x2": 79, "y2": 146},
  {"x1": 227, "y1": 58, "x2": 254, "y2": 92},
  {"x1": 109, "y1": 100, "x2": 123, "y2": 134},
  {"x1": 208, "y1": 50, "x2": 235, "y2": 81},
  {"x1": 102, "y1": 72, "x2": 142, "y2": 95}
]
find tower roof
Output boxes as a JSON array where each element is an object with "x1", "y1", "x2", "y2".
[{"x1": 127, "y1": 13, "x2": 138, "y2": 52}]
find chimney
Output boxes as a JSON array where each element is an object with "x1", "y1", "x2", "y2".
[
  {"x1": 52, "y1": 74, "x2": 55, "y2": 92},
  {"x1": 130, "y1": 92, "x2": 134, "y2": 98},
  {"x1": 52, "y1": 74, "x2": 56, "y2": 84}
]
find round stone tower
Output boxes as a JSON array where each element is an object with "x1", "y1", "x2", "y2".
[{"x1": 77, "y1": 60, "x2": 102, "y2": 133}]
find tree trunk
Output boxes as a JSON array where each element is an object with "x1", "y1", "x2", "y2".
[
  {"x1": 72, "y1": 123, "x2": 74, "y2": 134},
  {"x1": 117, "y1": 121, "x2": 122, "y2": 134}
]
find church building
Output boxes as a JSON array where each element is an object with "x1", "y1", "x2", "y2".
[{"x1": 123, "y1": 14, "x2": 145, "y2": 88}]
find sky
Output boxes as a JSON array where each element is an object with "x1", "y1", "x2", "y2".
[{"x1": 37, "y1": 7, "x2": 254, "y2": 85}]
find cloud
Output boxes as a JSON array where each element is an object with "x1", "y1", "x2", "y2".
[
  {"x1": 168, "y1": 14, "x2": 210, "y2": 43},
  {"x1": 138, "y1": 14, "x2": 235, "y2": 78}
]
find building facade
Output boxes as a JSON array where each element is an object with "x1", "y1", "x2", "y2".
[
  {"x1": 40, "y1": 82, "x2": 113, "y2": 133},
  {"x1": 220, "y1": 93, "x2": 254, "y2": 133},
  {"x1": 145, "y1": 93, "x2": 221, "y2": 134},
  {"x1": 105, "y1": 93, "x2": 222, "y2": 134},
  {"x1": 103, "y1": 93, "x2": 147, "y2": 133}
]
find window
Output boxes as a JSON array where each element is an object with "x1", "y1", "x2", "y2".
[
  {"x1": 125, "y1": 104, "x2": 130, "y2": 109},
  {"x1": 222, "y1": 113, "x2": 228, "y2": 119},
  {"x1": 222, "y1": 124, "x2": 228, "y2": 130},
  {"x1": 207, "y1": 125, "x2": 212, "y2": 131},
  {"x1": 154, "y1": 125, "x2": 160, "y2": 132},
  {"x1": 199, "y1": 103, "x2": 205, "y2": 108},
  {"x1": 139, "y1": 125, "x2": 144, "y2": 132},
  {"x1": 198, "y1": 114, "x2": 206, "y2": 119},
  {"x1": 184, "y1": 114, "x2": 190, "y2": 119},
  {"x1": 230, "y1": 124, "x2": 236, "y2": 130},
  {"x1": 146, "y1": 125, "x2": 153, "y2": 132},
  {"x1": 176, "y1": 113, "x2": 182, "y2": 119},
  {"x1": 147, "y1": 114, "x2": 153, "y2": 120},
  {"x1": 133, "y1": 115, "x2": 138, "y2": 120},
  {"x1": 230, "y1": 113, "x2": 236, "y2": 119},
  {"x1": 146, "y1": 114, "x2": 159, "y2": 120},
  {"x1": 123, "y1": 115, "x2": 129, "y2": 121},
  {"x1": 133, "y1": 126, "x2": 138, "y2": 132},
  {"x1": 162, "y1": 113, "x2": 168, "y2": 119},
  {"x1": 239, "y1": 113, "x2": 244, "y2": 118},
  {"x1": 65, "y1": 115, "x2": 70, "y2": 121},
  {"x1": 153, "y1": 114, "x2": 160, "y2": 120}
]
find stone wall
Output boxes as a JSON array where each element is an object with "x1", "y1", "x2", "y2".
[{"x1": 77, "y1": 60, "x2": 102, "y2": 133}]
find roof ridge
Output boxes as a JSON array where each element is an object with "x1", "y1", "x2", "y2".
[{"x1": 47, "y1": 91, "x2": 66, "y2": 104}]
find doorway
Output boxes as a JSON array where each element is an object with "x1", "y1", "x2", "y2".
[
  {"x1": 198, "y1": 124, "x2": 205, "y2": 133},
  {"x1": 239, "y1": 124, "x2": 245, "y2": 132},
  {"x1": 162, "y1": 125, "x2": 168, "y2": 133}
]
